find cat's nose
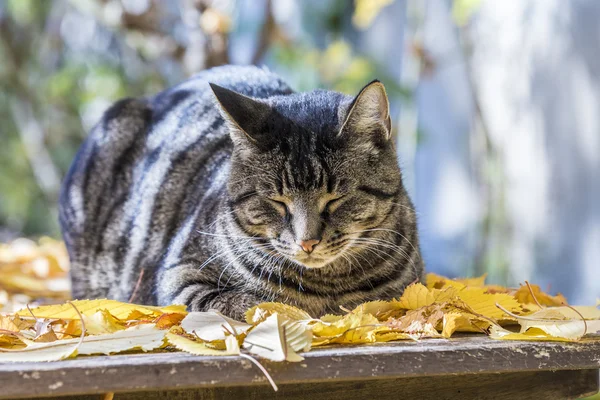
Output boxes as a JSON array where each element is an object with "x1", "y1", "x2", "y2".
[{"x1": 297, "y1": 239, "x2": 321, "y2": 254}]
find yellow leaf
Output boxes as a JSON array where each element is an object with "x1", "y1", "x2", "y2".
[
  {"x1": 425, "y1": 272, "x2": 487, "y2": 289},
  {"x1": 311, "y1": 312, "x2": 383, "y2": 345},
  {"x1": 144, "y1": 304, "x2": 188, "y2": 315},
  {"x1": 0, "y1": 315, "x2": 20, "y2": 333},
  {"x1": 441, "y1": 312, "x2": 488, "y2": 337},
  {"x1": 456, "y1": 288, "x2": 522, "y2": 320},
  {"x1": 319, "y1": 314, "x2": 344, "y2": 323},
  {"x1": 312, "y1": 312, "x2": 379, "y2": 337},
  {"x1": 19, "y1": 300, "x2": 185, "y2": 320},
  {"x1": 83, "y1": 310, "x2": 125, "y2": 335},
  {"x1": 489, "y1": 325, "x2": 577, "y2": 342},
  {"x1": 396, "y1": 283, "x2": 458, "y2": 310},
  {"x1": 154, "y1": 313, "x2": 186, "y2": 330},
  {"x1": 245, "y1": 302, "x2": 312, "y2": 325},
  {"x1": 375, "y1": 331, "x2": 413, "y2": 342},
  {"x1": 396, "y1": 283, "x2": 435, "y2": 309},
  {"x1": 166, "y1": 331, "x2": 239, "y2": 356},
  {"x1": 514, "y1": 284, "x2": 568, "y2": 307}
]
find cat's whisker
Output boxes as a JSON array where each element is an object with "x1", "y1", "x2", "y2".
[
  {"x1": 196, "y1": 230, "x2": 261, "y2": 240},
  {"x1": 350, "y1": 228, "x2": 421, "y2": 261}
]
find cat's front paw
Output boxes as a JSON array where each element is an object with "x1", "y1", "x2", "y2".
[{"x1": 188, "y1": 291, "x2": 262, "y2": 321}]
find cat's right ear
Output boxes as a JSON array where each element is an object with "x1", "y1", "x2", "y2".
[{"x1": 209, "y1": 83, "x2": 270, "y2": 147}]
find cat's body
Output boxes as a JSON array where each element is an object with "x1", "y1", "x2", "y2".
[{"x1": 60, "y1": 65, "x2": 423, "y2": 319}]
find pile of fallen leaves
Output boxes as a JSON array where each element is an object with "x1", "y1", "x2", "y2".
[
  {"x1": 0, "y1": 238, "x2": 70, "y2": 312},
  {"x1": 0, "y1": 239, "x2": 599, "y2": 368}
]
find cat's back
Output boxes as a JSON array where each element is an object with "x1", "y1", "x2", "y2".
[{"x1": 59, "y1": 65, "x2": 292, "y2": 301}]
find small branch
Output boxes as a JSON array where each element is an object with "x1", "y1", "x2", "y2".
[
  {"x1": 525, "y1": 281, "x2": 543, "y2": 309},
  {"x1": 239, "y1": 353, "x2": 278, "y2": 391},
  {"x1": 128, "y1": 269, "x2": 145, "y2": 303}
]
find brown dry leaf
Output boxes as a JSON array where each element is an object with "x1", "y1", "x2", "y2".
[
  {"x1": 32, "y1": 330, "x2": 59, "y2": 343},
  {"x1": 154, "y1": 313, "x2": 186, "y2": 330},
  {"x1": 387, "y1": 303, "x2": 444, "y2": 332},
  {"x1": 0, "y1": 315, "x2": 20, "y2": 333},
  {"x1": 514, "y1": 284, "x2": 568, "y2": 307}
]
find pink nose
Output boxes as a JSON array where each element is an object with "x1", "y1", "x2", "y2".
[{"x1": 297, "y1": 239, "x2": 320, "y2": 254}]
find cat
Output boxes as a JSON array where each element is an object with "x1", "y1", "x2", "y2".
[{"x1": 59, "y1": 65, "x2": 424, "y2": 320}]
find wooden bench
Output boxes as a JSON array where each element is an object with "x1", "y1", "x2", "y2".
[{"x1": 1, "y1": 335, "x2": 598, "y2": 400}]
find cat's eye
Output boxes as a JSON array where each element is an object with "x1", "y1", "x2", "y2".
[
  {"x1": 268, "y1": 198, "x2": 289, "y2": 216},
  {"x1": 325, "y1": 195, "x2": 345, "y2": 213}
]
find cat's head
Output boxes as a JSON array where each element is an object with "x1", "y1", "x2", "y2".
[{"x1": 210, "y1": 80, "x2": 406, "y2": 269}]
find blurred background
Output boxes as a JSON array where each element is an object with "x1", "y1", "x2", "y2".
[{"x1": 0, "y1": 0, "x2": 598, "y2": 304}]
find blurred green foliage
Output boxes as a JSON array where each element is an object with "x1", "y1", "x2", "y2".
[{"x1": 0, "y1": 0, "x2": 407, "y2": 240}]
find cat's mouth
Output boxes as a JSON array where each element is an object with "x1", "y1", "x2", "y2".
[{"x1": 294, "y1": 254, "x2": 329, "y2": 269}]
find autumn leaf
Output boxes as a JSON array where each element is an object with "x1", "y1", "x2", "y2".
[
  {"x1": 154, "y1": 313, "x2": 186, "y2": 330},
  {"x1": 19, "y1": 299, "x2": 186, "y2": 320},
  {"x1": 311, "y1": 311, "x2": 384, "y2": 345},
  {"x1": 512, "y1": 307, "x2": 600, "y2": 340},
  {"x1": 166, "y1": 328, "x2": 240, "y2": 356},
  {"x1": 395, "y1": 283, "x2": 458, "y2": 310},
  {"x1": 245, "y1": 303, "x2": 312, "y2": 325},
  {"x1": 0, "y1": 324, "x2": 165, "y2": 362},
  {"x1": 181, "y1": 311, "x2": 251, "y2": 341},
  {"x1": 83, "y1": 310, "x2": 125, "y2": 335},
  {"x1": 243, "y1": 313, "x2": 311, "y2": 362},
  {"x1": 442, "y1": 312, "x2": 489, "y2": 337},
  {"x1": 455, "y1": 288, "x2": 522, "y2": 320},
  {"x1": 425, "y1": 272, "x2": 487, "y2": 290},
  {"x1": 489, "y1": 325, "x2": 578, "y2": 342}
]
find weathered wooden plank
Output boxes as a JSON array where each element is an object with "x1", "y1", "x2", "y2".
[
  {"x1": 0, "y1": 336, "x2": 598, "y2": 399},
  {"x1": 12, "y1": 370, "x2": 600, "y2": 400}
]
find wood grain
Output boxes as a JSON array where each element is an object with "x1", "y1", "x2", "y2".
[
  {"x1": 10, "y1": 370, "x2": 600, "y2": 400},
  {"x1": 0, "y1": 335, "x2": 598, "y2": 399}
]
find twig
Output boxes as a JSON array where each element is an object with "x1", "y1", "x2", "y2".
[
  {"x1": 68, "y1": 301, "x2": 87, "y2": 354},
  {"x1": 239, "y1": 353, "x2": 278, "y2": 391},
  {"x1": 562, "y1": 303, "x2": 587, "y2": 337},
  {"x1": 525, "y1": 281, "x2": 543, "y2": 309},
  {"x1": 339, "y1": 305, "x2": 352, "y2": 313},
  {"x1": 128, "y1": 269, "x2": 145, "y2": 303}
]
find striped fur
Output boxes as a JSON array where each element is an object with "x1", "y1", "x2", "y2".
[{"x1": 59, "y1": 65, "x2": 424, "y2": 319}]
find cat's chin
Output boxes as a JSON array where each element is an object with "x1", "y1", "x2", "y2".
[{"x1": 293, "y1": 255, "x2": 335, "y2": 269}]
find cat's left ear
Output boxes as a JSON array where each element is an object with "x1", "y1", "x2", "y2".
[
  {"x1": 340, "y1": 80, "x2": 392, "y2": 141},
  {"x1": 209, "y1": 83, "x2": 271, "y2": 147}
]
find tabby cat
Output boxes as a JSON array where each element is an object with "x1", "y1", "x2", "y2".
[{"x1": 59, "y1": 65, "x2": 423, "y2": 319}]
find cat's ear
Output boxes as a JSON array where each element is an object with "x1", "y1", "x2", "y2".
[
  {"x1": 340, "y1": 80, "x2": 392, "y2": 141},
  {"x1": 209, "y1": 83, "x2": 271, "y2": 146}
]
